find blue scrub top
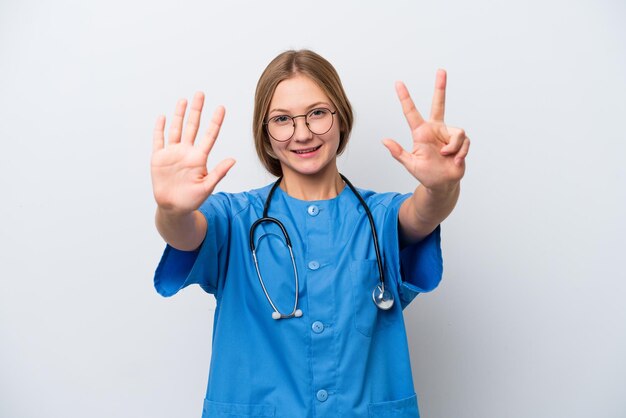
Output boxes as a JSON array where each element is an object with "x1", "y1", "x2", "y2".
[{"x1": 154, "y1": 183, "x2": 443, "y2": 418}]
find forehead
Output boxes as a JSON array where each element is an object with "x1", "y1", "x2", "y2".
[{"x1": 269, "y1": 74, "x2": 331, "y2": 112}]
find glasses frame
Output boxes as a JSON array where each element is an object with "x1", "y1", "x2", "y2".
[{"x1": 263, "y1": 108, "x2": 337, "y2": 142}]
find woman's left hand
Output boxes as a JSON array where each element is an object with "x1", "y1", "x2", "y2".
[{"x1": 383, "y1": 70, "x2": 469, "y2": 193}]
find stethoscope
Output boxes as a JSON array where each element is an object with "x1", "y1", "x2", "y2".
[{"x1": 249, "y1": 174, "x2": 394, "y2": 320}]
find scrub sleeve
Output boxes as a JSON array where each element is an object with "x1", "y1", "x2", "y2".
[
  {"x1": 154, "y1": 194, "x2": 231, "y2": 297},
  {"x1": 376, "y1": 192, "x2": 443, "y2": 310},
  {"x1": 398, "y1": 224, "x2": 442, "y2": 309}
]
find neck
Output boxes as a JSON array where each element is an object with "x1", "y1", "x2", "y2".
[{"x1": 280, "y1": 165, "x2": 344, "y2": 201}]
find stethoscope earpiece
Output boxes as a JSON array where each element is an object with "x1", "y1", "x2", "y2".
[{"x1": 271, "y1": 308, "x2": 303, "y2": 320}]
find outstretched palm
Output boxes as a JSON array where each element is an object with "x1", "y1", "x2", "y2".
[
  {"x1": 151, "y1": 92, "x2": 235, "y2": 215},
  {"x1": 383, "y1": 70, "x2": 469, "y2": 192}
]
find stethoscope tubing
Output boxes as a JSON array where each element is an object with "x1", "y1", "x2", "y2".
[
  {"x1": 340, "y1": 174, "x2": 387, "y2": 294},
  {"x1": 249, "y1": 174, "x2": 392, "y2": 319}
]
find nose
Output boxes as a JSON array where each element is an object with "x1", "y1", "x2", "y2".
[{"x1": 292, "y1": 115, "x2": 312, "y2": 142}]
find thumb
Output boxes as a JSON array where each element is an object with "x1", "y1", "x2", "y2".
[
  {"x1": 382, "y1": 139, "x2": 413, "y2": 168},
  {"x1": 203, "y1": 158, "x2": 236, "y2": 192}
]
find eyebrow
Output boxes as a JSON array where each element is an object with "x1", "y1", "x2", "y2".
[{"x1": 268, "y1": 101, "x2": 332, "y2": 115}]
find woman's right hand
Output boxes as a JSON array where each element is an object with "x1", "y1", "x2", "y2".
[{"x1": 151, "y1": 92, "x2": 235, "y2": 215}]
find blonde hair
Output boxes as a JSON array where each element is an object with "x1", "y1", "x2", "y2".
[{"x1": 253, "y1": 50, "x2": 354, "y2": 177}]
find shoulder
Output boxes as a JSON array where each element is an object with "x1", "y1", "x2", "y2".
[
  {"x1": 199, "y1": 183, "x2": 274, "y2": 218},
  {"x1": 356, "y1": 187, "x2": 412, "y2": 212}
]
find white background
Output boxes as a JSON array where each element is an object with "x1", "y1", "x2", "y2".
[{"x1": 1, "y1": 0, "x2": 625, "y2": 417}]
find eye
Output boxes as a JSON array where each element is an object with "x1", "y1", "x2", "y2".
[
  {"x1": 270, "y1": 115, "x2": 292, "y2": 125},
  {"x1": 308, "y1": 108, "x2": 329, "y2": 119}
]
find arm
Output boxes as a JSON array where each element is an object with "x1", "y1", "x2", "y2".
[
  {"x1": 151, "y1": 92, "x2": 235, "y2": 251},
  {"x1": 383, "y1": 70, "x2": 470, "y2": 244},
  {"x1": 155, "y1": 208, "x2": 207, "y2": 251},
  {"x1": 398, "y1": 183, "x2": 459, "y2": 243}
]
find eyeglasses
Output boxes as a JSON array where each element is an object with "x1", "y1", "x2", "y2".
[{"x1": 264, "y1": 108, "x2": 337, "y2": 142}]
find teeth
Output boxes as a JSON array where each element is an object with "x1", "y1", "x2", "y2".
[{"x1": 294, "y1": 146, "x2": 320, "y2": 154}]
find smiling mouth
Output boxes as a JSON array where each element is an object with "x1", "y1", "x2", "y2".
[{"x1": 292, "y1": 145, "x2": 322, "y2": 154}]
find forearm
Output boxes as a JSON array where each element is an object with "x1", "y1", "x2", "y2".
[
  {"x1": 155, "y1": 207, "x2": 207, "y2": 251},
  {"x1": 399, "y1": 182, "x2": 460, "y2": 243}
]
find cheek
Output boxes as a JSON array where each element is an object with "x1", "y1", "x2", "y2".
[
  {"x1": 325, "y1": 126, "x2": 342, "y2": 151},
  {"x1": 269, "y1": 141, "x2": 284, "y2": 157}
]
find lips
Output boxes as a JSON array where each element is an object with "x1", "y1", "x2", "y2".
[{"x1": 292, "y1": 145, "x2": 322, "y2": 154}]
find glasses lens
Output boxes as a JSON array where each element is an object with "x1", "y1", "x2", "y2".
[
  {"x1": 307, "y1": 108, "x2": 333, "y2": 135},
  {"x1": 266, "y1": 108, "x2": 334, "y2": 141},
  {"x1": 267, "y1": 115, "x2": 294, "y2": 142}
]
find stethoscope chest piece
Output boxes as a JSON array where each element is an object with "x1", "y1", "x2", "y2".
[{"x1": 372, "y1": 285, "x2": 394, "y2": 310}]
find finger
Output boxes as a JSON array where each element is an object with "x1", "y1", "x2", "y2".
[
  {"x1": 395, "y1": 81, "x2": 424, "y2": 131},
  {"x1": 429, "y1": 69, "x2": 447, "y2": 122},
  {"x1": 167, "y1": 98, "x2": 188, "y2": 144},
  {"x1": 199, "y1": 106, "x2": 226, "y2": 156},
  {"x1": 440, "y1": 128, "x2": 466, "y2": 155},
  {"x1": 382, "y1": 139, "x2": 414, "y2": 169},
  {"x1": 182, "y1": 92, "x2": 205, "y2": 145},
  {"x1": 203, "y1": 158, "x2": 236, "y2": 192},
  {"x1": 454, "y1": 136, "x2": 470, "y2": 166},
  {"x1": 152, "y1": 115, "x2": 166, "y2": 153}
]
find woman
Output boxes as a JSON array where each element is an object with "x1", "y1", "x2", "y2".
[{"x1": 151, "y1": 49, "x2": 469, "y2": 417}]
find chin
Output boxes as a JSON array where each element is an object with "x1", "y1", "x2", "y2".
[
  {"x1": 284, "y1": 160, "x2": 333, "y2": 178},
  {"x1": 290, "y1": 166, "x2": 324, "y2": 177}
]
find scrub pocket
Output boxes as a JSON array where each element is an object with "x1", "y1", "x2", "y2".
[
  {"x1": 203, "y1": 399, "x2": 275, "y2": 417},
  {"x1": 350, "y1": 259, "x2": 381, "y2": 337},
  {"x1": 368, "y1": 393, "x2": 420, "y2": 417}
]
